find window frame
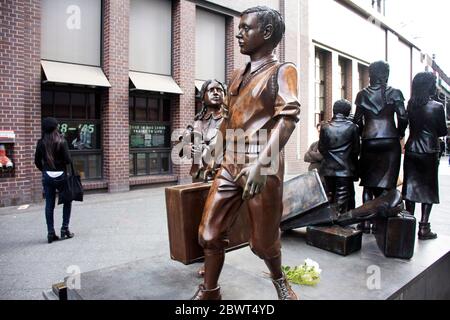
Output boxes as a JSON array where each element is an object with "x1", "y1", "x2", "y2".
[
  {"x1": 129, "y1": 92, "x2": 172, "y2": 177},
  {"x1": 41, "y1": 85, "x2": 103, "y2": 180},
  {"x1": 315, "y1": 50, "x2": 326, "y2": 124}
]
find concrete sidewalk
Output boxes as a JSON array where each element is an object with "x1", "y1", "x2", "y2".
[{"x1": 1, "y1": 158, "x2": 449, "y2": 300}]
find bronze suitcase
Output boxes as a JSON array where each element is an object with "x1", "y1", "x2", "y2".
[
  {"x1": 373, "y1": 211, "x2": 416, "y2": 259},
  {"x1": 165, "y1": 182, "x2": 250, "y2": 265},
  {"x1": 306, "y1": 226, "x2": 362, "y2": 256},
  {"x1": 281, "y1": 171, "x2": 337, "y2": 231}
]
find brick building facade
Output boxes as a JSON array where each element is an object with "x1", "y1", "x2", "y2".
[
  {"x1": 0, "y1": 0, "x2": 287, "y2": 207},
  {"x1": 0, "y1": 0, "x2": 444, "y2": 207},
  {"x1": 0, "y1": 0, "x2": 42, "y2": 206}
]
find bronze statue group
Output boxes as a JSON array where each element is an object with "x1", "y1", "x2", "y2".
[
  {"x1": 178, "y1": 6, "x2": 447, "y2": 300},
  {"x1": 317, "y1": 61, "x2": 447, "y2": 241}
]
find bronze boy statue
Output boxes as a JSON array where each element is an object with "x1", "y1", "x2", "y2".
[
  {"x1": 319, "y1": 99, "x2": 360, "y2": 214},
  {"x1": 192, "y1": 6, "x2": 300, "y2": 300}
]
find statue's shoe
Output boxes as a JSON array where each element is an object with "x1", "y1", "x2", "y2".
[
  {"x1": 272, "y1": 275, "x2": 298, "y2": 300},
  {"x1": 418, "y1": 222, "x2": 437, "y2": 240},
  {"x1": 336, "y1": 189, "x2": 403, "y2": 226},
  {"x1": 191, "y1": 284, "x2": 221, "y2": 300}
]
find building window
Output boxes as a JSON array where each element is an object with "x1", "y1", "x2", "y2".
[
  {"x1": 358, "y1": 64, "x2": 369, "y2": 91},
  {"x1": 129, "y1": 94, "x2": 172, "y2": 176},
  {"x1": 129, "y1": 0, "x2": 172, "y2": 75},
  {"x1": 338, "y1": 58, "x2": 347, "y2": 99},
  {"x1": 195, "y1": 8, "x2": 226, "y2": 83},
  {"x1": 315, "y1": 50, "x2": 326, "y2": 124},
  {"x1": 41, "y1": 0, "x2": 102, "y2": 66},
  {"x1": 41, "y1": 87, "x2": 102, "y2": 180}
]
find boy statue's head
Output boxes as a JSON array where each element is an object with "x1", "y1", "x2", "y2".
[
  {"x1": 237, "y1": 6, "x2": 285, "y2": 57},
  {"x1": 333, "y1": 99, "x2": 352, "y2": 117}
]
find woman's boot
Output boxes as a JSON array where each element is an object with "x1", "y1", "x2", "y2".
[
  {"x1": 418, "y1": 223, "x2": 437, "y2": 240},
  {"x1": 48, "y1": 232, "x2": 60, "y2": 243},
  {"x1": 61, "y1": 228, "x2": 74, "y2": 239},
  {"x1": 418, "y1": 204, "x2": 437, "y2": 240}
]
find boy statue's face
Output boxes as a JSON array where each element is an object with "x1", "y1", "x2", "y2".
[{"x1": 236, "y1": 13, "x2": 267, "y2": 56}]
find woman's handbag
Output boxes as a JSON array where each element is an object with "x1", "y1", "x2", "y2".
[{"x1": 58, "y1": 163, "x2": 84, "y2": 204}]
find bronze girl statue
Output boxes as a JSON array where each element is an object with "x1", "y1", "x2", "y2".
[
  {"x1": 403, "y1": 72, "x2": 448, "y2": 240},
  {"x1": 354, "y1": 61, "x2": 408, "y2": 232},
  {"x1": 179, "y1": 79, "x2": 227, "y2": 182}
]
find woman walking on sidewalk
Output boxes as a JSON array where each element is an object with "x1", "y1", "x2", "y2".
[{"x1": 34, "y1": 117, "x2": 74, "y2": 243}]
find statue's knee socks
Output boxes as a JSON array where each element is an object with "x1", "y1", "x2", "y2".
[{"x1": 203, "y1": 249, "x2": 225, "y2": 290}]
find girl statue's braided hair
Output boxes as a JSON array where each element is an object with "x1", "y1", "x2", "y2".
[{"x1": 369, "y1": 61, "x2": 390, "y2": 108}]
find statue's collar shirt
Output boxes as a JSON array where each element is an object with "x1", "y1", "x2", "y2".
[{"x1": 249, "y1": 54, "x2": 278, "y2": 74}]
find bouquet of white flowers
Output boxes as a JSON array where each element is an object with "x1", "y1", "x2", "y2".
[{"x1": 282, "y1": 258, "x2": 322, "y2": 286}]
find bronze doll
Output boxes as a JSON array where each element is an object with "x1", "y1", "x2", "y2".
[
  {"x1": 402, "y1": 72, "x2": 448, "y2": 240},
  {"x1": 192, "y1": 6, "x2": 300, "y2": 300}
]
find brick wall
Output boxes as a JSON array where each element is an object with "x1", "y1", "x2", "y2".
[
  {"x1": 0, "y1": 0, "x2": 41, "y2": 207},
  {"x1": 345, "y1": 58, "x2": 353, "y2": 102},
  {"x1": 232, "y1": 17, "x2": 248, "y2": 75},
  {"x1": 102, "y1": 0, "x2": 130, "y2": 193},
  {"x1": 278, "y1": 0, "x2": 286, "y2": 64},
  {"x1": 0, "y1": 0, "x2": 314, "y2": 206},
  {"x1": 225, "y1": 16, "x2": 236, "y2": 83},
  {"x1": 324, "y1": 50, "x2": 333, "y2": 122},
  {"x1": 171, "y1": 0, "x2": 196, "y2": 181}
]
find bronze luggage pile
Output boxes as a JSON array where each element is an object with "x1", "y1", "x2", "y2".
[
  {"x1": 280, "y1": 172, "x2": 416, "y2": 259},
  {"x1": 166, "y1": 172, "x2": 417, "y2": 262}
]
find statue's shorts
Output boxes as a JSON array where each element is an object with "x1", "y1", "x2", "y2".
[{"x1": 198, "y1": 164, "x2": 283, "y2": 260}]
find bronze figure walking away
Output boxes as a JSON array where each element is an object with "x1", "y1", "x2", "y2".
[
  {"x1": 353, "y1": 61, "x2": 407, "y2": 232},
  {"x1": 402, "y1": 72, "x2": 448, "y2": 240}
]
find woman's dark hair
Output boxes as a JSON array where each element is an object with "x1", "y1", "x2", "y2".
[
  {"x1": 408, "y1": 72, "x2": 437, "y2": 110},
  {"x1": 241, "y1": 6, "x2": 285, "y2": 49},
  {"x1": 369, "y1": 61, "x2": 390, "y2": 107},
  {"x1": 42, "y1": 118, "x2": 64, "y2": 169},
  {"x1": 195, "y1": 79, "x2": 227, "y2": 121}
]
